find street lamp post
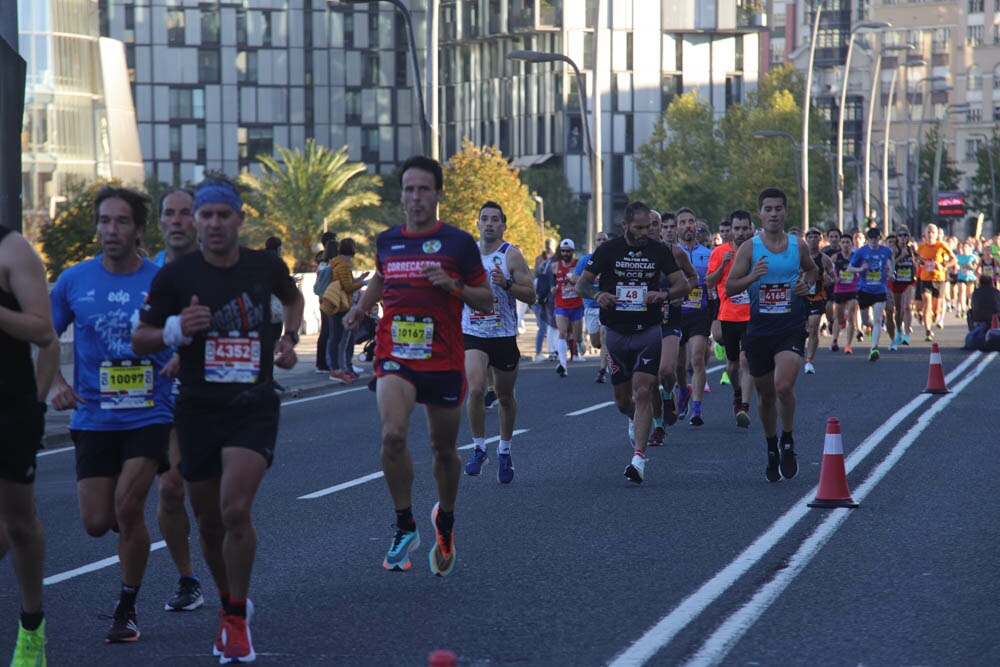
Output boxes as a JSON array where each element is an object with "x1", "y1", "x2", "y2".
[
  {"x1": 971, "y1": 133, "x2": 997, "y2": 234},
  {"x1": 931, "y1": 103, "x2": 970, "y2": 232},
  {"x1": 881, "y1": 58, "x2": 926, "y2": 237},
  {"x1": 801, "y1": 5, "x2": 823, "y2": 229},
  {"x1": 836, "y1": 20, "x2": 890, "y2": 234},
  {"x1": 508, "y1": 49, "x2": 602, "y2": 252},
  {"x1": 864, "y1": 44, "x2": 914, "y2": 226},
  {"x1": 903, "y1": 75, "x2": 946, "y2": 226}
]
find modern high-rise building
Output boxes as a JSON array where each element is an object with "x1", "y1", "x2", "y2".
[
  {"x1": 18, "y1": 0, "x2": 143, "y2": 240},
  {"x1": 98, "y1": 1, "x2": 762, "y2": 229}
]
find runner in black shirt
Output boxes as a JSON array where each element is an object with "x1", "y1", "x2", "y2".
[
  {"x1": 132, "y1": 179, "x2": 303, "y2": 663},
  {"x1": 576, "y1": 201, "x2": 689, "y2": 484}
]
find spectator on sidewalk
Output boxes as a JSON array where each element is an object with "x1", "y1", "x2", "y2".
[
  {"x1": 313, "y1": 239, "x2": 337, "y2": 373},
  {"x1": 326, "y1": 238, "x2": 369, "y2": 384}
]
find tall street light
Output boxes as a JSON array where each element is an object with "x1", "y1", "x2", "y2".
[
  {"x1": 970, "y1": 133, "x2": 997, "y2": 235},
  {"x1": 864, "y1": 44, "x2": 914, "y2": 225},
  {"x1": 508, "y1": 49, "x2": 602, "y2": 251},
  {"x1": 836, "y1": 20, "x2": 890, "y2": 234},
  {"x1": 334, "y1": 0, "x2": 436, "y2": 158},
  {"x1": 903, "y1": 75, "x2": 946, "y2": 226},
  {"x1": 801, "y1": 5, "x2": 823, "y2": 229},
  {"x1": 881, "y1": 58, "x2": 927, "y2": 236}
]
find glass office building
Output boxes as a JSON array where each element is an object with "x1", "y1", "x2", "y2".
[{"x1": 19, "y1": 0, "x2": 143, "y2": 240}]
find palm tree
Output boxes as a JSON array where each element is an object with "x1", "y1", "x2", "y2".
[{"x1": 240, "y1": 139, "x2": 382, "y2": 271}]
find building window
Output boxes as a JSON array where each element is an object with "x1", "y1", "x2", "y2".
[
  {"x1": 236, "y1": 9, "x2": 247, "y2": 46},
  {"x1": 970, "y1": 0, "x2": 984, "y2": 12},
  {"x1": 395, "y1": 50, "x2": 408, "y2": 87},
  {"x1": 583, "y1": 31, "x2": 594, "y2": 70},
  {"x1": 169, "y1": 126, "x2": 181, "y2": 160},
  {"x1": 197, "y1": 125, "x2": 206, "y2": 162},
  {"x1": 124, "y1": 5, "x2": 134, "y2": 30},
  {"x1": 966, "y1": 138, "x2": 982, "y2": 161},
  {"x1": 968, "y1": 25, "x2": 984, "y2": 47},
  {"x1": 362, "y1": 51, "x2": 380, "y2": 87},
  {"x1": 198, "y1": 49, "x2": 220, "y2": 83},
  {"x1": 968, "y1": 66, "x2": 983, "y2": 92},
  {"x1": 968, "y1": 107, "x2": 983, "y2": 122},
  {"x1": 993, "y1": 105, "x2": 1000, "y2": 122},
  {"x1": 662, "y1": 73, "x2": 682, "y2": 110},
  {"x1": 994, "y1": 65, "x2": 1000, "y2": 90},
  {"x1": 611, "y1": 155, "x2": 624, "y2": 193},
  {"x1": 345, "y1": 88, "x2": 361, "y2": 124},
  {"x1": 238, "y1": 126, "x2": 274, "y2": 162},
  {"x1": 624, "y1": 113, "x2": 633, "y2": 153},
  {"x1": 932, "y1": 28, "x2": 950, "y2": 53},
  {"x1": 167, "y1": 10, "x2": 185, "y2": 45},
  {"x1": 735, "y1": 36, "x2": 744, "y2": 71},
  {"x1": 169, "y1": 88, "x2": 205, "y2": 120},
  {"x1": 726, "y1": 74, "x2": 743, "y2": 108},
  {"x1": 625, "y1": 32, "x2": 633, "y2": 70},
  {"x1": 362, "y1": 127, "x2": 379, "y2": 162},
  {"x1": 201, "y1": 7, "x2": 220, "y2": 45},
  {"x1": 262, "y1": 11, "x2": 272, "y2": 48},
  {"x1": 236, "y1": 51, "x2": 257, "y2": 84}
]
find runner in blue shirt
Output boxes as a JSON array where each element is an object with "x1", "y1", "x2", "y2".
[
  {"x1": 848, "y1": 227, "x2": 895, "y2": 361},
  {"x1": 47, "y1": 186, "x2": 175, "y2": 644}
]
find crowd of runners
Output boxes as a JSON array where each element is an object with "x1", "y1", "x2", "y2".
[{"x1": 4, "y1": 152, "x2": 1000, "y2": 664}]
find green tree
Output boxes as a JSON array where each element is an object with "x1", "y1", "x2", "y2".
[
  {"x1": 918, "y1": 124, "x2": 964, "y2": 234},
  {"x1": 239, "y1": 140, "x2": 382, "y2": 271},
  {"x1": 441, "y1": 139, "x2": 547, "y2": 254},
  {"x1": 966, "y1": 129, "x2": 999, "y2": 237}
]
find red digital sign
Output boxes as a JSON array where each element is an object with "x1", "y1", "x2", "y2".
[{"x1": 937, "y1": 191, "x2": 966, "y2": 217}]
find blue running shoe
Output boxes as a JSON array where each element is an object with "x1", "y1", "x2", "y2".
[
  {"x1": 497, "y1": 452, "x2": 514, "y2": 484},
  {"x1": 428, "y1": 503, "x2": 456, "y2": 577},
  {"x1": 677, "y1": 384, "x2": 692, "y2": 420},
  {"x1": 382, "y1": 527, "x2": 420, "y2": 571},
  {"x1": 464, "y1": 448, "x2": 488, "y2": 476}
]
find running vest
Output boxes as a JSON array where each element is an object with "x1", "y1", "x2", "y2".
[
  {"x1": 805, "y1": 252, "x2": 827, "y2": 301},
  {"x1": 554, "y1": 259, "x2": 583, "y2": 309},
  {"x1": 833, "y1": 253, "x2": 858, "y2": 293},
  {"x1": 462, "y1": 242, "x2": 518, "y2": 338},
  {"x1": 747, "y1": 234, "x2": 805, "y2": 337},
  {"x1": 894, "y1": 246, "x2": 916, "y2": 284},
  {"x1": 0, "y1": 228, "x2": 36, "y2": 399}
]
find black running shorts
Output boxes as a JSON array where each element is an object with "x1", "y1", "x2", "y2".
[
  {"x1": 605, "y1": 326, "x2": 662, "y2": 386},
  {"x1": 463, "y1": 334, "x2": 520, "y2": 372},
  {"x1": 0, "y1": 396, "x2": 46, "y2": 484},
  {"x1": 70, "y1": 423, "x2": 171, "y2": 480}
]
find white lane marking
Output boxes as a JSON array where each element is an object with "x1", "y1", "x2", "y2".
[
  {"x1": 568, "y1": 401, "x2": 616, "y2": 416},
  {"x1": 683, "y1": 351, "x2": 995, "y2": 667},
  {"x1": 607, "y1": 351, "x2": 985, "y2": 666},
  {"x1": 298, "y1": 430, "x2": 528, "y2": 500},
  {"x1": 282, "y1": 386, "x2": 367, "y2": 406},
  {"x1": 38, "y1": 446, "x2": 74, "y2": 458},
  {"x1": 45, "y1": 541, "x2": 167, "y2": 586}
]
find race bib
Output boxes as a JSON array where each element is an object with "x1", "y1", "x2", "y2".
[
  {"x1": 561, "y1": 282, "x2": 578, "y2": 299},
  {"x1": 682, "y1": 286, "x2": 704, "y2": 310},
  {"x1": 99, "y1": 359, "x2": 154, "y2": 410},
  {"x1": 469, "y1": 297, "x2": 500, "y2": 327},
  {"x1": 390, "y1": 315, "x2": 434, "y2": 359},
  {"x1": 205, "y1": 334, "x2": 261, "y2": 384},
  {"x1": 865, "y1": 269, "x2": 881, "y2": 284},
  {"x1": 896, "y1": 266, "x2": 912, "y2": 281},
  {"x1": 923, "y1": 259, "x2": 936, "y2": 272},
  {"x1": 759, "y1": 283, "x2": 792, "y2": 315},
  {"x1": 615, "y1": 284, "x2": 647, "y2": 312},
  {"x1": 730, "y1": 290, "x2": 750, "y2": 305},
  {"x1": 839, "y1": 270, "x2": 854, "y2": 283}
]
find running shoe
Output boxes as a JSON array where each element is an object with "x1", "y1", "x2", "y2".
[
  {"x1": 935, "y1": 319, "x2": 944, "y2": 329},
  {"x1": 328, "y1": 369, "x2": 352, "y2": 384},
  {"x1": 720, "y1": 370, "x2": 731, "y2": 385},
  {"x1": 556, "y1": 364, "x2": 567, "y2": 378},
  {"x1": 382, "y1": 527, "x2": 420, "y2": 571},
  {"x1": 924, "y1": 332, "x2": 934, "y2": 342},
  {"x1": 868, "y1": 348, "x2": 880, "y2": 362},
  {"x1": 779, "y1": 442, "x2": 798, "y2": 479},
  {"x1": 594, "y1": 368, "x2": 607, "y2": 384},
  {"x1": 624, "y1": 453, "x2": 645, "y2": 484},
  {"x1": 483, "y1": 388, "x2": 498, "y2": 409},
  {"x1": 627, "y1": 419, "x2": 635, "y2": 447},
  {"x1": 893, "y1": 332, "x2": 903, "y2": 348},
  {"x1": 888, "y1": 339, "x2": 899, "y2": 351},
  {"x1": 165, "y1": 575, "x2": 204, "y2": 611},
  {"x1": 314, "y1": 367, "x2": 330, "y2": 374},
  {"x1": 106, "y1": 605, "x2": 139, "y2": 643},
  {"x1": 831, "y1": 341, "x2": 840, "y2": 352},
  {"x1": 214, "y1": 600, "x2": 254, "y2": 657},
  {"x1": 902, "y1": 334, "x2": 911, "y2": 346},
  {"x1": 714, "y1": 342, "x2": 726, "y2": 361},
  {"x1": 864, "y1": 325, "x2": 873, "y2": 340},
  {"x1": 648, "y1": 426, "x2": 665, "y2": 447},
  {"x1": 677, "y1": 384, "x2": 692, "y2": 420},
  {"x1": 803, "y1": 361, "x2": 816, "y2": 375},
  {"x1": 344, "y1": 370, "x2": 361, "y2": 382},
  {"x1": 497, "y1": 452, "x2": 514, "y2": 484},
  {"x1": 533, "y1": 353, "x2": 547, "y2": 363},
  {"x1": 464, "y1": 447, "x2": 488, "y2": 476},
  {"x1": 856, "y1": 330, "x2": 864, "y2": 342},
  {"x1": 844, "y1": 345, "x2": 853, "y2": 355},
  {"x1": 765, "y1": 448, "x2": 781, "y2": 483},
  {"x1": 220, "y1": 613, "x2": 255, "y2": 664},
  {"x1": 735, "y1": 410, "x2": 751, "y2": 429},
  {"x1": 689, "y1": 412, "x2": 704, "y2": 427},
  {"x1": 662, "y1": 393, "x2": 678, "y2": 426},
  {"x1": 428, "y1": 503, "x2": 456, "y2": 577},
  {"x1": 11, "y1": 619, "x2": 46, "y2": 667}
]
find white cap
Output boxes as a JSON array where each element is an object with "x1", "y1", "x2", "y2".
[{"x1": 559, "y1": 239, "x2": 575, "y2": 250}]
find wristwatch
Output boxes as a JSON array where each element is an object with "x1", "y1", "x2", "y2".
[
  {"x1": 283, "y1": 330, "x2": 300, "y2": 345},
  {"x1": 502, "y1": 278, "x2": 513, "y2": 290},
  {"x1": 450, "y1": 279, "x2": 465, "y2": 297}
]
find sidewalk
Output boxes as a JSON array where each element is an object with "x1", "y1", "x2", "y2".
[{"x1": 43, "y1": 315, "x2": 552, "y2": 447}]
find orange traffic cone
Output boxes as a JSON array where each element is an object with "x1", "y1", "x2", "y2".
[
  {"x1": 923, "y1": 343, "x2": 949, "y2": 394},
  {"x1": 808, "y1": 417, "x2": 859, "y2": 509},
  {"x1": 429, "y1": 650, "x2": 457, "y2": 667}
]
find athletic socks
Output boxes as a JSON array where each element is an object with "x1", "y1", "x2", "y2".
[
  {"x1": 119, "y1": 584, "x2": 139, "y2": 612},
  {"x1": 395, "y1": 507, "x2": 416, "y2": 533},
  {"x1": 498, "y1": 439, "x2": 511, "y2": 454},
  {"x1": 435, "y1": 508, "x2": 454, "y2": 534},
  {"x1": 20, "y1": 609, "x2": 44, "y2": 632},
  {"x1": 472, "y1": 437, "x2": 486, "y2": 452}
]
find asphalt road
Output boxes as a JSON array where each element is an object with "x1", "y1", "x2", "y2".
[{"x1": 4, "y1": 320, "x2": 999, "y2": 666}]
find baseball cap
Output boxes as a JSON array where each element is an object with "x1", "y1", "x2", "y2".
[{"x1": 559, "y1": 239, "x2": 575, "y2": 250}]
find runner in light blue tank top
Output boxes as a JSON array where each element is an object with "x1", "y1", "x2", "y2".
[{"x1": 747, "y1": 233, "x2": 806, "y2": 337}]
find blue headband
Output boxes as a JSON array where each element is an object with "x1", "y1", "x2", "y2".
[{"x1": 195, "y1": 181, "x2": 242, "y2": 212}]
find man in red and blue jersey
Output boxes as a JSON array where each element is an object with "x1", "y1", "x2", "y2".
[{"x1": 344, "y1": 156, "x2": 492, "y2": 577}]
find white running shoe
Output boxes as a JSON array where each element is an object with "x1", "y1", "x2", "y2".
[
  {"x1": 804, "y1": 361, "x2": 815, "y2": 375},
  {"x1": 624, "y1": 454, "x2": 645, "y2": 484}
]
